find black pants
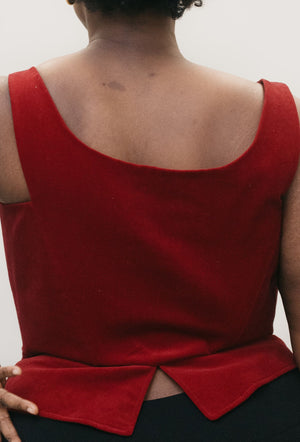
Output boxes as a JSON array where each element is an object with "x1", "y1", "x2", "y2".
[{"x1": 3, "y1": 368, "x2": 300, "y2": 442}]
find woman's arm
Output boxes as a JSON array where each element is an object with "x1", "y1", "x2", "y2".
[{"x1": 278, "y1": 95, "x2": 300, "y2": 367}]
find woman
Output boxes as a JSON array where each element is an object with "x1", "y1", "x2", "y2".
[{"x1": 1, "y1": 0, "x2": 300, "y2": 441}]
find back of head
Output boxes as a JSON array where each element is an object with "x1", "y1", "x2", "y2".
[{"x1": 76, "y1": 0, "x2": 203, "y2": 20}]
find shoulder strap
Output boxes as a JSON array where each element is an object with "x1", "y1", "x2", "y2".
[
  {"x1": 8, "y1": 69, "x2": 300, "y2": 206},
  {"x1": 8, "y1": 66, "x2": 114, "y2": 208},
  {"x1": 261, "y1": 79, "x2": 300, "y2": 198},
  {"x1": 8, "y1": 66, "x2": 60, "y2": 203}
]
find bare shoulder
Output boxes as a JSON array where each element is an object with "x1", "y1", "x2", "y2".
[
  {"x1": 193, "y1": 63, "x2": 264, "y2": 96},
  {"x1": 187, "y1": 64, "x2": 266, "y2": 132}
]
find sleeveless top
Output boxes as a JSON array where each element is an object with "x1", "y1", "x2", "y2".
[{"x1": 0, "y1": 66, "x2": 299, "y2": 436}]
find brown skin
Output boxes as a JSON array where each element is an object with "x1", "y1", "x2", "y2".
[
  {"x1": 0, "y1": 366, "x2": 38, "y2": 442},
  {"x1": 72, "y1": 2, "x2": 185, "y2": 63}
]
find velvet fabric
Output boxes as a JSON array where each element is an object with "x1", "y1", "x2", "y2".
[
  {"x1": 3, "y1": 369, "x2": 300, "y2": 441},
  {"x1": 0, "y1": 67, "x2": 299, "y2": 436}
]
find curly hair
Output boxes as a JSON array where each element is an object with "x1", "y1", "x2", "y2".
[{"x1": 76, "y1": 0, "x2": 204, "y2": 20}]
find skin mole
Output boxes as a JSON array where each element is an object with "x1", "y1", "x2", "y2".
[{"x1": 107, "y1": 80, "x2": 126, "y2": 91}]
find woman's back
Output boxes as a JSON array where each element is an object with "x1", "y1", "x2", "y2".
[
  {"x1": 1, "y1": 60, "x2": 299, "y2": 436},
  {"x1": 0, "y1": 53, "x2": 281, "y2": 401},
  {"x1": 1, "y1": 1, "x2": 300, "y2": 440},
  {"x1": 0, "y1": 52, "x2": 264, "y2": 206}
]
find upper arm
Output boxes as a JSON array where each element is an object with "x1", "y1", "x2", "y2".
[
  {"x1": 0, "y1": 75, "x2": 18, "y2": 202},
  {"x1": 0, "y1": 75, "x2": 9, "y2": 136},
  {"x1": 0, "y1": 75, "x2": 11, "y2": 170},
  {"x1": 278, "y1": 95, "x2": 300, "y2": 328}
]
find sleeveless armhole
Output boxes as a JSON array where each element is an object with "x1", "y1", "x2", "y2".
[
  {"x1": 270, "y1": 81, "x2": 300, "y2": 199},
  {"x1": 6, "y1": 67, "x2": 54, "y2": 205},
  {"x1": 5, "y1": 70, "x2": 300, "y2": 207}
]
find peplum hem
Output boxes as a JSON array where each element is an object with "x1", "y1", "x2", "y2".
[{"x1": 5, "y1": 334, "x2": 297, "y2": 436}]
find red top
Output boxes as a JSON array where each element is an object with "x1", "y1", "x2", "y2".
[{"x1": 0, "y1": 67, "x2": 299, "y2": 436}]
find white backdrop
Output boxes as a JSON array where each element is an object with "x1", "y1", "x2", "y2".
[{"x1": 0, "y1": 0, "x2": 299, "y2": 366}]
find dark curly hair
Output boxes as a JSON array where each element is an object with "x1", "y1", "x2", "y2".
[{"x1": 76, "y1": 0, "x2": 204, "y2": 20}]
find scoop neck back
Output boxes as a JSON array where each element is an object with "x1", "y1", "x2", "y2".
[{"x1": 31, "y1": 66, "x2": 267, "y2": 175}]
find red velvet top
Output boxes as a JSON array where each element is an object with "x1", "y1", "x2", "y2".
[{"x1": 0, "y1": 67, "x2": 299, "y2": 436}]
